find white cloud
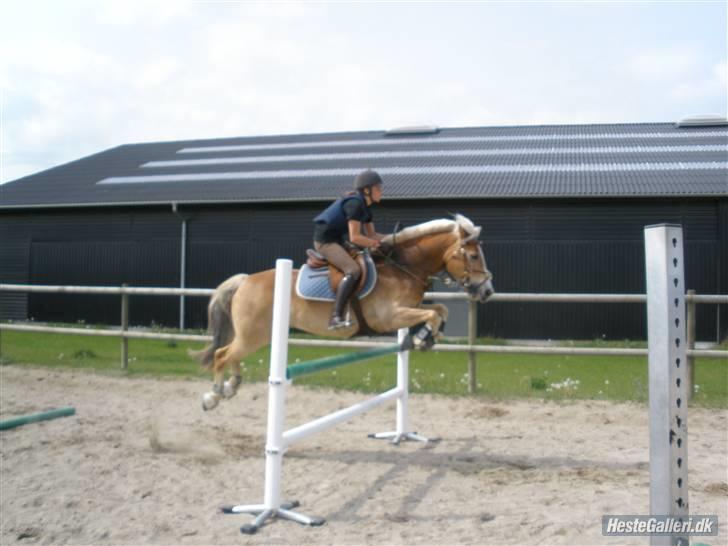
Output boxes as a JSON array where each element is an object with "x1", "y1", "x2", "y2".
[
  {"x1": 670, "y1": 60, "x2": 728, "y2": 102},
  {"x1": 1, "y1": 39, "x2": 117, "y2": 80},
  {"x1": 95, "y1": 0, "x2": 193, "y2": 27},
  {"x1": 627, "y1": 44, "x2": 703, "y2": 82},
  {"x1": 134, "y1": 58, "x2": 184, "y2": 90}
]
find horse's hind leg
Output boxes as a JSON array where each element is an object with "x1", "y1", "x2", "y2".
[
  {"x1": 222, "y1": 342, "x2": 257, "y2": 400},
  {"x1": 201, "y1": 274, "x2": 274, "y2": 411},
  {"x1": 201, "y1": 344, "x2": 231, "y2": 411},
  {"x1": 223, "y1": 361, "x2": 243, "y2": 399},
  {"x1": 202, "y1": 340, "x2": 247, "y2": 411}
]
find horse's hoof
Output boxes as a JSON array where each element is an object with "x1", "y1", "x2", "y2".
[
  {"x1": 202, "y1": 392, "x2": 220, "y2": 411},
  {"x1": 223, "y1": 375, "x2": 242, "y2": 399},
  {"x1": 223, "y1": 383, "x2": 237, "y2": 399},
  {"x1": 413, "y1": 336, "x2": 435, "y2": 351},
  {"x1": 414, "y1": 339, "x2": 434, "y2": 351},
  {"x1": 413, "y1": 324, "x2": 435, "y2": 350}
]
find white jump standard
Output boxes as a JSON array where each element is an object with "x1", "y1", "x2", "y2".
[{"x1": 221, "y1": 259, "x2": 428, "y2": 534}]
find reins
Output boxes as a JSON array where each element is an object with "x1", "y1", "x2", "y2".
[{"x1": 373, "y1": 247, "x2": 431, "y2": 287}]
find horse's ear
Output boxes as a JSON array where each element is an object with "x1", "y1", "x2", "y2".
[{"x1": 460, "y1": 225, "x2": 481, "y2": 242}]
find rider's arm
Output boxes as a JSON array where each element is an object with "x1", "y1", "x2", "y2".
[
  {"x1": 364, "y1": 222, "x2": 385, "y2": 241},
  {"x1": 348, "y1": 220, "x2": 380, "y2": 249}
]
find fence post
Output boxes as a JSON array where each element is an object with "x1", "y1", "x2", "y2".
[
  {"x1": 686, "y1": 289, "x2": 696, "y2": 401},
  {"x1": 468, "y1": 299, "x2": 478, "y2": 394},
  {"x1": 644, "y1": 224, "x2": 689, "y2": 546},
  {"x1": 121, "y1": 283, "x2": 129, "y2": 370}
]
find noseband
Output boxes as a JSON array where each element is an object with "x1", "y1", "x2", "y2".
[{"x1": 442, "y1": 243, "x2": 493, "y2": 290}]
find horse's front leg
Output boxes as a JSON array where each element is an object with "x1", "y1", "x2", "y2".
[
  {"x1": 387, "y1": 306, "x2": 444, "y2": 350},
  {"x1": 420, "y1": 303, "x2": 449, "y2": 339}
]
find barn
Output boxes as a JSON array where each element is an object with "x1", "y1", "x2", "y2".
[{"x1": 1, "y1": 120, "x2": 726, "y2": 342}]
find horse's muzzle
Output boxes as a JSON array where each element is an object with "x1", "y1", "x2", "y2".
[{"x1": 471, "y1": 279, "x2": 495, "y2": 303}]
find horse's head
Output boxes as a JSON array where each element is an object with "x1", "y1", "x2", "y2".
[{"x1": 444, "y1": 214, "x2": 495, "y2": 303}]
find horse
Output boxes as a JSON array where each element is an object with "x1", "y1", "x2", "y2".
[{"x1": 192, "y1": 214, "x2": 494, "y2": 410}]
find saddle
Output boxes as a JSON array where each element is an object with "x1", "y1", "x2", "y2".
[{"x1": 305, "y1": 247, "x2": 370, "y2": 294}]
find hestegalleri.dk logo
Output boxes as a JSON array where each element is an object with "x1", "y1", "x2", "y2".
[{"x1": 602, "y1": 515, "x2": 718, "y2": 536}]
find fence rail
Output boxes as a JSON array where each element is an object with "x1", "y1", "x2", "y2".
[
  {"x1": 1, "y1": 283, "x2": 726, "y2": 396},
  {"x1": 2, "y1": 282, "x2": 724, "y2": 304}
]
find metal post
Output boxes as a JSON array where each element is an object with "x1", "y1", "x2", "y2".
[
  {"x1": 179, "y1": 219, "x2": 187, "y2": 330},
  {"x1": 686, "y1": 290, "x2": 696, "y2": 401},
  {"x1": 644, "y1": 224, "x2": 689, "y2": 546},
  {"x1": 121, "y1": 283, "x2": 129, "y2": 370},
  {"x1": 172, "y1": 203, "x2": 189, "y2": 331},
  {"x1": 468, "y1": 299, "x2": 478, "y2": 394}
]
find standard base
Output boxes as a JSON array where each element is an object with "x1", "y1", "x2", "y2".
[
  {"x1": 368, "y1": 431, "x2": 430, "y2": 445},
  {"x1": 220, "y1": 500, "x2": 325, "y2": 534}
]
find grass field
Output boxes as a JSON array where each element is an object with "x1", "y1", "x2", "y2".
[{"x1": 0, "y1": 328, "x2": 725, "y2": 407}]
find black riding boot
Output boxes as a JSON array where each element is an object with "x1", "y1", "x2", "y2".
[{"x1": 329, "y1": 273, "x2": 358, "y2": 329}]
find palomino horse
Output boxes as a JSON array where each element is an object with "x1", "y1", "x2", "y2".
[{"x1": 192, "y1": 214, "x2": 494, "y2": 410}]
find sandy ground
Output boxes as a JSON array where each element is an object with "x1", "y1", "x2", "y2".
[{"x1": 0, "y1": 365, "x2": 726, "y2": 546}]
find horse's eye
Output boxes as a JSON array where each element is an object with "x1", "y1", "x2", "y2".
[{"x1": 469, "y1": 254, "x2": 479, "y2": 260}]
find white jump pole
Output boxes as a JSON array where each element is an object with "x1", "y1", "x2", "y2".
[
  {"x1": 369, "y1": 328, "x2": 429, "y2": 444},
  {"x1": 221, "y1": 259, "x2": 319, "y2": 533},
  {"x1": 223, "y1": 258, "x2": 428, "y2": 535},
  {"x1": 645, "y1": 224, "x2": 689, "y2": 546}
]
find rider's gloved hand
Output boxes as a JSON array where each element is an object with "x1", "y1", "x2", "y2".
[{"x1": 376, "y1": 241, "x2": 393, "y2": 255}]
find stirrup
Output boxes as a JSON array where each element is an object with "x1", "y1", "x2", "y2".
[{"x1": 328, "y1": 315, "x2": 352, "y2": 330}]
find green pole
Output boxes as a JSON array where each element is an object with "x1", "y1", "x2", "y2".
[
  {"x1": 0, "y1": 407, "x2": 76, "y2": 431},
  {"x1": 286, "y1": 344, "x2": 402, "y2": 380}
]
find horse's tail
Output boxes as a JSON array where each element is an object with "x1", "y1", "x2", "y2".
[{"x1": 189, "y1": 273, "x2": 249, "y2": 369}]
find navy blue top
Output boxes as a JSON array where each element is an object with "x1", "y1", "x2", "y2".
[{"x1": 313, "y1": 193, "x2": 372, "y2": 243}]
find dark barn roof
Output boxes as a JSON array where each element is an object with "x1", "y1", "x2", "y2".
[{"x1": 1, "y1": 122, "x2": 727, "y2": 209}]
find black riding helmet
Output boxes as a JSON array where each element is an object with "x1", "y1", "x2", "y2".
[{"x1": 354, "y1": 169, "x2": 383, "y2": 191}]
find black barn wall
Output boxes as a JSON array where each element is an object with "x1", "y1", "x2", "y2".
[{"x1": 1, "y1": 198, "x2": 725, "y2": 341}]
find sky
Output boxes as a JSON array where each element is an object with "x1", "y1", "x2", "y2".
[{"x1": 0, "y1": 0, "x2": 726, "y2": 184}]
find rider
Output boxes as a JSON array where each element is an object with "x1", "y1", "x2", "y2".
[{"x1": 313, "y1": 169, "x2": 385, "y2": 329}]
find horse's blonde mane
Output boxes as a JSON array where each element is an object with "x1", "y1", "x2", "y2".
[{"x1": 382, "y1": 214, "x2": 480, "y2": 245}]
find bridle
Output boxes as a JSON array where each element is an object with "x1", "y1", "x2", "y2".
[
  {"x1": 376, "y1": 224, "x2": 492, "y2": 290},
  {"x1": 441, "y1": 240, "x2": 493, "y2": 290}
]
